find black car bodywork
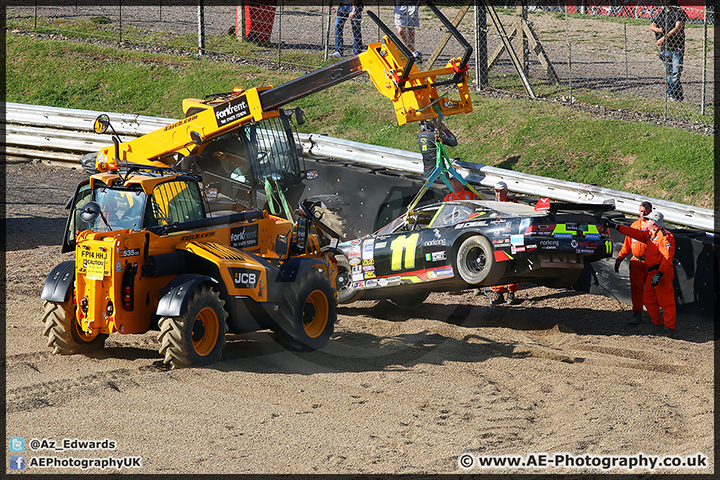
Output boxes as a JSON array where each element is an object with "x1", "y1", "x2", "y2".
[{"x1": 335, "y1": 199, "x2": 614, "y2": 304}]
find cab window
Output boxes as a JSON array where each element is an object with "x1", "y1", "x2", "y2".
[{"x1": 148, "y1": 180, "x2": 205, "y2": 226}]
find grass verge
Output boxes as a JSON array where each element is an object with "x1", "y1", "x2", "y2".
[{"x1": 5, "y1": 32, "x2": 714, "y2": 209}]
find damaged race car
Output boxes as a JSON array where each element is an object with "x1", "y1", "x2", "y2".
[{"x1": 334, "y1": 198, "x2": 614, "y2": 305}]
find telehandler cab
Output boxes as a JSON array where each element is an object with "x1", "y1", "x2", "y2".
[{"x1": 43, "y1": 119, "x2": 342, "y2": 368}]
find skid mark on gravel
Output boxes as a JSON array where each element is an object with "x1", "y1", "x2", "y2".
[{"x1": 6, "y1": 364, "x2": 169, "y2": 414}]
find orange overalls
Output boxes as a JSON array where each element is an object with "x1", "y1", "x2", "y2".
[
  {"x1": 617, "y1": 224, "x2": 676, "y2": 329},
  {"x1": 443, "y1": 189, "x2": 477, "y2": 201},
  {"x1": 492, "y1": 196, "x2": 519, "y2": 294},
  {"x1": 617, "y1": 218, "x2": 649, "y2": 312}
]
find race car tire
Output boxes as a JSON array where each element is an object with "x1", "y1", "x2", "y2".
[
  {"x1": 335, "y1": 255, "x2": 363, "y2": 304},
  {"x1": 537, "y1": 268, "x2": 583, "y2": 289},
  {"x1": 455, "y1": 235, "x2": 505, "y2": 286},
  {"x1": 274, "y1": 268, "x2": 336, "y2": 351},
  {"x1": 42, "y1": 299, "x2": 108, "y2": 355},
  {"x1": 158, "y1": 284, "x2": 227, "y2": 369},
  {"x1": 389, "y1": 291, "x2": 430, "y2": 307}
]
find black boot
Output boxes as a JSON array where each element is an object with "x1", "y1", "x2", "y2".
[
  {"x1": 628, "y1": 311, "x2": 641, "y2": 325},
  {"x1": 489, "y1": 292, "x2": 505, "y2": 306}
]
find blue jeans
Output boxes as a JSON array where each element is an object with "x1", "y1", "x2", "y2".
[
  {"x1": 659, "y1": 49, "x2": 684, "y2": 101},
  {"x1": 335, "y1": 5, "x2": 362, "y2": 56}
]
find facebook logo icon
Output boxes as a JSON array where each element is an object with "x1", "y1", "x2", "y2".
[
  {"x1": 10, "y1": 437, "x2": 25, "y2": 452},
  {"x1": 9, "y1": 455, "x2": 25, "y2": 470}
]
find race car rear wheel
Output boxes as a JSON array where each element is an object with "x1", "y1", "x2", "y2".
[
  {"x1": 455, "y1": 235, "x2": 505, "y2": 286},
  {"x1": 335, "y1": 255, "x2": 363, "y2": 304},
  {"x1": 389, "y1": 291, "x2": 429, "y2": 307}
]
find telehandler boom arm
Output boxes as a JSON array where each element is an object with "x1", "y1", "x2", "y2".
[{"x1": 95, "y1": 1, "x2": 473, "y2": 170}]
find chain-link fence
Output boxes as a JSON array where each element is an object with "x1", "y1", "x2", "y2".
[{"x1": 5, "y1": 1, "x2": 714, "y2": 125}]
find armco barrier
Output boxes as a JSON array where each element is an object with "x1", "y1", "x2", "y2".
[{"x1": 2, "y1": 102, "x2": 717, "y2": 320}]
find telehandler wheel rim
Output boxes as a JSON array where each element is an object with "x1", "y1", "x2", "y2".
[
  {"x1": 74, "y1": 319, "x2": 101, "y2": 343},
  {"x1": 192, "y1": 307, "x2": 220, "y2": 356},
  {"x1": 302, "y1": 290, "x2": 329, "y2": 339}
]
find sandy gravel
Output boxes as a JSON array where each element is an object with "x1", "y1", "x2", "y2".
[{"x1": 4, "y1": 159, "x2": 714, "y2": 475}]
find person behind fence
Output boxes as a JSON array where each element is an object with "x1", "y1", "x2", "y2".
[
  {"x1": 487, "y1": 181, "x2": 520, "y2": 305},
  {"x1": 394, "y1": 0, "x2": 421, "y2": 63},
  {"x1": 614, "y1": 201, "x2": 653, "y2": 325},
  {"x1": 330, "y1": 0, "x2": 363, "y2": 58},
  {"x1": 418, "y1": 119, "x2": 457, "y2": 177},
  {"x1": 650, "y1": 0, "x2": 688, "y2": 102},
  {"x1": 443, "y1": 176, "x2": 477, "y2": 202},
  {"x1": 607, "y1": 211, "x2": 677, "y2": 337}
]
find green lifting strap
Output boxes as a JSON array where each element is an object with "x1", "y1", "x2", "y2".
[{"x1": 264, "y1": 177, "x2": 295, "y2": 224}]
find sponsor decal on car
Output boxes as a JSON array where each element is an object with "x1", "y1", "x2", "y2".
[
  {"x1": 425, "y1": 251, "x2": 447, "y2": 262},
  {"x1": 362, "y1": 240, "x2": 374, "y2": 259},
  {"x1": 553, "y1": 233, "x2": 573, "y2": 239},
  {"x1": 571, "y1": 239, "x2": 579, "y2": 248},
  {"x1": 349, "y1": 257, "x2": 361, "y2": 266},
  {"x1": 364, "y1": 271, "x2": 376, "y2": 279},
  {"x1": 511, "y1": 234, "x2": 525, "y2": 245},
  {"x1": 455, "y1": 220, "x2": 488, "y2": 229},
  {"x1": 353, "y1": 281, "x2": 365, "y2": 288},
  {"x1": 362, "y1": 258, "x2": 374, "y2": 266},
  {"x1": 539, "y1": 239, "x2": 560, "y2": 247},
  {"x1": 365, "y1": 279, "x2": 378, "y2": 288},
  {"x1": 348, "y1": 248, "x2": 361, "y2": 258},
  {"x1": 576, "y1": 248, "x2": 595, "y2": 254},
  {"x1": 511, "y1": 245, "x2": 526, "y2": 254},
  {"x1": 352, "y1": 273, "x2": 364, "y2": 282},
  {"x1": 363, "y1": 264, "x2": 375, "y2": 272},
  {"x1": 585, "y1": 233, "x2": 601, "y2": 240},
  {"x1": 423, "y1": 239, "x2": 447, "y2": 247},
  {"x1": 427, "y1": 267, "x2": 454, "y2": 279},
  {"x1": 375, "y1": 242, "x2": 387, "y2": 249}
]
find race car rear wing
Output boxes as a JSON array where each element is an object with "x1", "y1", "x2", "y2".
[{"x1": 536, "y1": 198, "x2": 615, "y2": 216}]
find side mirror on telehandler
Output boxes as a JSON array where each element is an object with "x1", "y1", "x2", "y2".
[{"x1": 93, "y1": 114, "x2": 111, "y2": 134}]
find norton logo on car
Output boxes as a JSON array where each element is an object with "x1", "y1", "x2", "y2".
[
  {"x1": 230, "y1": 224, "x2": 259, "y2": 248},
  {"x1": 230, "y1": 267, "x2": 259, "y2": 289}
]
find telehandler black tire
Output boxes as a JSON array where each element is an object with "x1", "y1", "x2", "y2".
[
  {"x1": 274, "y1": 268, "x2": 336, "y2": 351},
  {"x1": 42, "y1": 299, "x2": 108, "y2": 355},
  {"x1": 158, "y1": 285, "x2": 228, "y2": 369}
]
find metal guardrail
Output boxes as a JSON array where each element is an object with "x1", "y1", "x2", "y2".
[{"x1": 2, "y1": 102, "x2": 716, "y2": 234}]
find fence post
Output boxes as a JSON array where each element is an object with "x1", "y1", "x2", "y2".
[
  {"x1": 278, "y1": 0, "x2": 283, "y2": 68},
  {"x1": 624, "y1": 22, "x2": 628, "y2": 82},
  {"x1": 474, "y1": 0, "x2": 488, "y2": 88},
  {"x1": 197, "y1": 0, "x2": 205, "y2": 56},
  {"x1": 565, "y1": 8, "x2": 572, "y2": 103},
  {"x1": 701, "y1": 9, "x2": 707, "y2": 115}
]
